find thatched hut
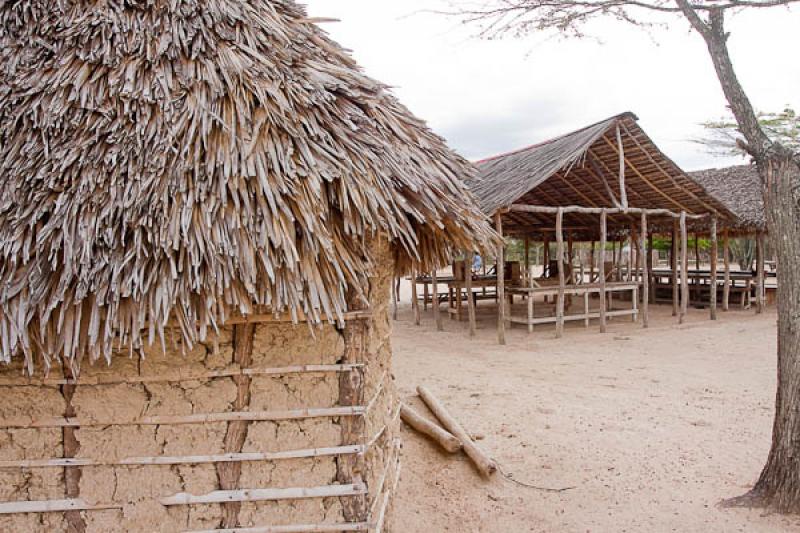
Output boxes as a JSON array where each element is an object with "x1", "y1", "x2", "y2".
[
  {"x1": 689, "y1": 164, "x2": 765, "y2": 233},
  {"x1": 0, "y1": 2, "x2": 492, "y2": 531}
]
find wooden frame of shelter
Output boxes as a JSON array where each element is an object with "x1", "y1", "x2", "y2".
[{"x1": 460, "y1": 112, "x2": 746, "y2": 344}]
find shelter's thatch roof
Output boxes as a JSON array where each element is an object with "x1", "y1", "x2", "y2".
[
  {"x1": 0, "y1": 0, "x2": 494, "y2": 372},
  {"x1": 689, "y1": 165, "x2": 765, "y2": 231},
  {"x1": 471, "y1": 113, "x2": 736, "y2": 239}
]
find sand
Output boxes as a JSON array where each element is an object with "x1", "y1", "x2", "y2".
[{"x1": 389, "y1": 280, "x2": 800, "y2": 532}]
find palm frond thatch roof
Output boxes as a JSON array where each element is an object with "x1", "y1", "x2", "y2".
[
  {"x1": 689, "y1": 165, "x2": 765, "y2": 231},
  {"x1": 0, "y1": 0, "x2": 494, "y2": 372},
  {"x1": 471, "y1": 112, "x2": 736, "y2": 238}
]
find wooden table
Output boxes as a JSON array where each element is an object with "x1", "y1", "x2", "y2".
[
  {"x1": 650, "y1": 269, "x2": 754, "y2": 308},
  {"x1": 507, "y1": 282, "x2": 640, "y2": 333}
]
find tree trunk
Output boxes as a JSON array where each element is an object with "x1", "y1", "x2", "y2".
[
  {"x1": 672, "y1": 2, "x2": 800, "y2": 511},
  {"x1": 743, "y1": 155, "x2": 800, "y2": 511}
]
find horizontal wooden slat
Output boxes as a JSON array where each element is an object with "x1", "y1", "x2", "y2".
[
  {"x1": 160, "y1": 483, "x2": 366, "y2": 506},
  {"x1": 184, "y1": 522, "x2": 370, "y2": 533},
  {"x1": 0, "y1": 498, "x2": 120, "y2": 515},
  {"x1": 0, "y1": 444, "x2": 365, "y2": 469},
  {"x1": 0, "y1": 406, "x2": 365, "y2": 429},
  {"x1": 0, "y1": 364, "x2": 362, "y2": 387}
]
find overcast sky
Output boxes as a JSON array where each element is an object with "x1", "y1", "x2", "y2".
[{"x1": 303, "y1": 1, "x2": 798, "y2": 171}]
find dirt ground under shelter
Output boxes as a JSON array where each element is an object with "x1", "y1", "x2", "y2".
[{"x1": 389, "y1": 281, "x2": 800, "y2": 532}]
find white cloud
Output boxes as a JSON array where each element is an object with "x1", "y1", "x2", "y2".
[{"x1": 303, "y1": 1, "x2": 799, "y2": 171}]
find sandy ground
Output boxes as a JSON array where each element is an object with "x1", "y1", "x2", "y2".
[{"x1": 388, "y1": 279, "x2": 799, "y2": 532}]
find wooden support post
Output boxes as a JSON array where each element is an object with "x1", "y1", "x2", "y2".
[
  {"x1": 495, "y1": 213, "x2": 506, "y2": 345},
  {"x1": 616, "y1": 123, "x2": 629, "y2": 208},
  {"x1": 671, "y1": 221, "x2": 678, "y2": 317},
  {"x1": 567, "y1": 232, "x2": 574, "y2": 281},
  {"x1": 648, "y1": 233, "x2": 655, "y2": 304},
  {"x1": 756, "y1": 231, "x2": 765, "y2": 314},
  {"x1": 466, "y1": 252, "x2": 476, "y2": 338},
  {"x1": 626, "y1": 233, "x2": 633, "y2": 282},
  {"x1": 723, "y1": 228, "x2": 730, "y2": 311},
  {"x1": 431, "y1": 268, "x2": 443, "y2": 331},
  {"x1": 524, "y1": 236, "x2": 530, "y2": 284},
  {"x1": 542, "y1": 236, "x2": 549, "y2": 302},
  {"x1": 590, "y1": 241, "x2": 596, "y2": 282},
  {"x1": 710, "y1": 218, "x2": 718, "y2": 320},
  {"x1": 640, "y1": 212, "x2": 649, "y2": 328},
  {"x1": 423, "y1": 277, "x2": 429, "y2": 311},
  {"x1": 555, "y1": 208, "x2": 566, "y2": 338},
  {"x1": 680, "y1": 212, "x2": 689, "y2": 324},
  {"x1": 411, "y1": 266, "x2": 420, "y2": 326},
  {"x1": 630, "y1": 225, "x2": 638, "y2": 282},
  {"x1": 599, "y1": 209, "x2": 608, "y2": 333},
  {"x1": 543, "y1": 236, "x2": 550, "y2": 276}
]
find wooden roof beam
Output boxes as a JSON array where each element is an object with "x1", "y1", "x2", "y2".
[
  {"x1": 600, "y1": 135, "x2": 692, "y2": 213},
  {"x1": 619, "y1": 121, "x2": 722, "y2": 216}
]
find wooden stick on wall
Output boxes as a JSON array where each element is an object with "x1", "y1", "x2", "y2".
[
  {"x1": 555, "y1": 208, "x2": 566, "y2": 338},
  {"x1": 640, "y1": 212, "x2": 649, "y2": 328},
  {"x1": 710, "y1": 217, "x2": 718, "y2": 320},
  {"x1": 431, "y1": 268, "x2": 443, "y2": 331},
  {"x1": 723, "y1": 228, "x2": 731, "y2": 311},
  {"x1": 599, "y1": 209, "x2": 608, "y2": 333},
  {"x1": 466, "y1": 252, "x2": 476, "y2": 338},
  {"x1": 680, "y1": 211, "x2": 689, "y2": 324},
  {"x1": 671, "y1": 220, "x2": 679, "y2": 317},
  {"x1": 495, "y1": 213, "x2": 506, "y2": 345}
]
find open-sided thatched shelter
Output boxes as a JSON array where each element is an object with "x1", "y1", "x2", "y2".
[
  {"x1": 689, "y1": 164, "x2": 765, "y2": 233},
  {"x1": 446, "y1": 112, "x2": 757, "y2": 343},
  {"x1": 0, "y1": 2, "x2": 493, "y2": 531}
]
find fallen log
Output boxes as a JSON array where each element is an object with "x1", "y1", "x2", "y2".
[
  {"x1": 400, "y1": 404, "x2": 461, "y2": 453},
  {"x1": 417, "y1": 386, "x2": 497, "y2": 478}
]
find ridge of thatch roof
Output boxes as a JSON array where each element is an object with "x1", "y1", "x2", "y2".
[
  {"x1": 470, "y1": 112, "x2": 736, "y2": 239},
  {"x1": 689, "y1": 165, "x2": 765, "y2": 230},
  {"x1": 472, "y1": 113, "x2": 638, "y2": 214},
  {"x1": 0, "y1": 0, "x2": 494, "y2": 372}
]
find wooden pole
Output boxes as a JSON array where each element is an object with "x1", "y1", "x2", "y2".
[
  {"x1": 710, "y1": 217, "x2": 718, "y2": 320},
  {"x1": 556, "y1": 208, "x2": 566, "y2": 338},
  {"x1": 640, "y1": 212, "x2": 649, "y2": 328},
  {"x1": 626, "y1": 232, "x2": 633, "y2": 282},
  {"x1": 495, "y1": 213, "x2": 506, "y2": 345},
  {"x1": 680, "y1": 212, "x2": 689, "y2": 324},
  {"x1": 648, "y1": 233, "x2": 655, "y2": 304},
  {"x1": 417, "y1": 386, "x2": 497, "y2": 478},
  {"x1": 524, "y1": 236, "x2": 530, "y2": 284},
  {"x1": 756, "y1": 231, "x2": 765, "y2": 314},
  {"x1": 431, "y1": 268, "x2": 443, "y2": 331},
  {"x1": 466, "y1": 252, "x2": 476, "y2": 338},
  {"x1": 616, "y1": 123, "x2": 629, "y2": 208},
  {"x1": 411, "y1": 265, "x2": 420, "y2": 326},
  {"x1": 599, "y1": 209, "x2": 608, "y2": 333},
  {"x1": 589, "y1": 241, "x2": 596, "y2": 282},
  {"x1": 400, "y1": 404, "x2": 461, "y2": 454},
  {"x1": 543, "y1": 236, "x2": 550, "y2": 276},
  {"x1": 567, "y1": 231, "x2": 574, "y2": 283},
  {"x1": 723, "y1": 228, "x2": 730, "y2": 311},
  {"x1": 671, "y1": 220, "x2": 679, "y2": 317},
  {"x1": 695, "y1": 233, "x2": 701, "y2": 270}
]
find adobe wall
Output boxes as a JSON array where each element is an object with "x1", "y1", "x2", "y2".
[{"x1": 0, "y1": 238, "x2": 399, "y2": 532}]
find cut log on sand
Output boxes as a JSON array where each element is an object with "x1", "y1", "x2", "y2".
[
  {"x1": 417, "y1": 386, "x2": 497, "y2": 478},
  {"x1": 400, "y1": 404, "x2": 461, "y2": 453}
]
